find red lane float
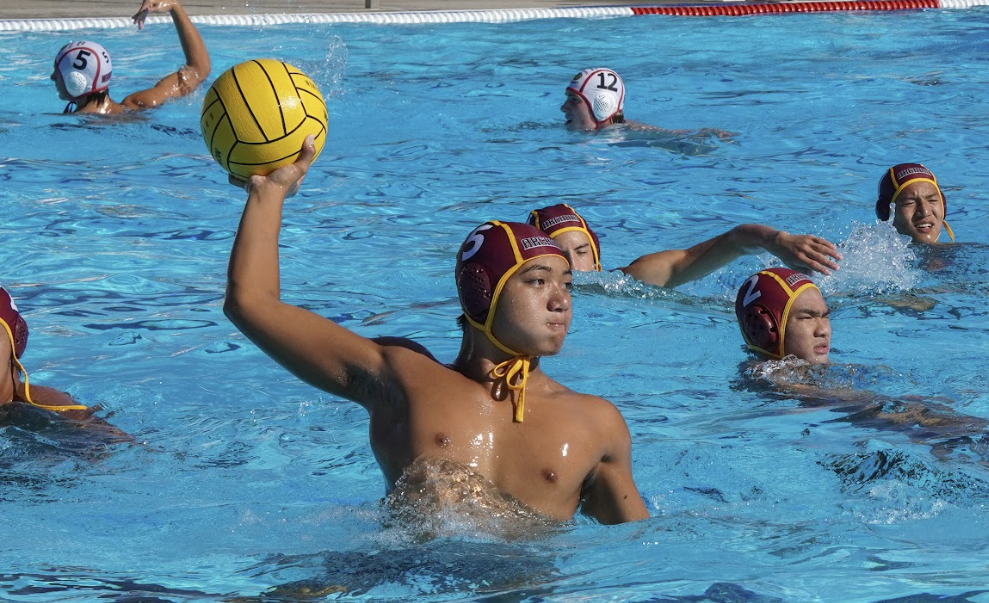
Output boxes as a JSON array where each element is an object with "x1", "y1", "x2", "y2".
[{"x1": 632, "y1": 0, "x2": 940, "y2": 15}]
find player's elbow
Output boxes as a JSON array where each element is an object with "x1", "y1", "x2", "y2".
[
  {"x1": 223, "y1": 281, "x2": 280, "y2": 330},
  {"x1": 620, "y1": 262, "x2": 671, "y2": 289},
  {"x1": 222, "y1": 285, "x2": 257, "y2": 329},
  {"x1": 190, "y1": 61, "x2": 211, "y2": 84},
  {"x1": 222, "y1": 292, "x2": 246, "y2": 328},
  {"x1": 174, "y1": 65, "x2": 210, "y2": 98}
]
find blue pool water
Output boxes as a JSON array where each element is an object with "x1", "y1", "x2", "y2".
[{"x1": 3, "y1": 6, "x2": 989, "y2": 601}]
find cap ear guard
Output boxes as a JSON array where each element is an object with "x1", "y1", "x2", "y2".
[
  {"x1": 875, "y1": 202, "x2": 890, "y2": 221},
  {"x1": 9, "y1": 315, "x2": 28, "y2": 360},
  {"x1": 64, "y1": 71, "x2": 90, "y2": 99},
  {"x1": 739, "y1": 304, "x2": 781, "y2": 358},
  {"x1": 593, "y1": 94, "x2": 619, "y2": 122},
  {"x1": 876, "y1": 166, "x2": 895, "y2": 221},
  {"x1": 457, "y1": 263, "x2": 494, "y2": 325}
]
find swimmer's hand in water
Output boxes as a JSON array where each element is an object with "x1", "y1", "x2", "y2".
[
  {"x1": 228, "y1": 134, "x2": 315, "y2": 199},
  {"x1": 769, "y1": 232, "x2": 842, "y2": 276},
  {"x1": 132, "y1": 0, "x2": 179, "y2": 29},
  {"x1": 691, "y1": 127, "x2": 738, "y2": 142}
]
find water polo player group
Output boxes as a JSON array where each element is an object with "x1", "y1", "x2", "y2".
[{"x1": 32, "y1": 5, "x2": 962, "y2": 526}]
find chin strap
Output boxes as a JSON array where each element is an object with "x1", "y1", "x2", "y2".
[
  {"x1": 13, "y1": 356, "x2": 88, "y2": 412},
  {"x1": 491, "y1": 355, "x2": 532, "y2": 423},
  {"x1": 942, "y1": 220, "x2": 955, "y2": 243},
  {"x1": 0, "y1": 316, "x2": 87, "y2": 413}
]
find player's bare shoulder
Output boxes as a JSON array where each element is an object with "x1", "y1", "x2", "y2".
[{"x1": 536, "y1": 377, "x2": 629, "y2": 436}]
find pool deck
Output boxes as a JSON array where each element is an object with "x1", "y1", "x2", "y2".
[{"x1": 0, "y1": 0, "x2": 699, "y2": 20}]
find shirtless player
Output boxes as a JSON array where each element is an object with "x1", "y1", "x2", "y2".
[{"x1": 224, "y1": 136, "x2": 649, "y2": 525}]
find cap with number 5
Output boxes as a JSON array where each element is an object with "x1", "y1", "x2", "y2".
[
  {"x1": 54, "y1": 41, "x2": 113, "y2": 99},
  {"x1": 456, "y1": 221, "x2": 566, "y2": 327}
]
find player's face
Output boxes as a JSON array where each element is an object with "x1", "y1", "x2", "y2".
[
  {"x1": 0, "y1": 333, "x2": 14, "y2": 395},
  {"x1": 51, "y1": 69, "x2": 72, "y2": 101},
  {"x1": 561, "y1": 91, "x2": 597, "y2": 131},
  {"x1": 491, "y1": 256, "x2": 572, "y2": 356},
  {"x1": 892, "y1": 181, "x2": 944, "y2": 244},
  {"x1": 0, "y1": 332, "x2": 10, "y2": 363},
  {"x1": 553, "y1": 230, "x2": 596, "y2": 272},
  {"x1": 782, "y1": 288, "x2": 831, "y2": 364}
]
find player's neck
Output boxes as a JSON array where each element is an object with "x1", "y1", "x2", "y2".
[
  {"x1": 73, "y1": 92, "x2": 118, "y2": 114},
  {"x1": 450, "y1": 327, "x2": 542, "y2": 383}
]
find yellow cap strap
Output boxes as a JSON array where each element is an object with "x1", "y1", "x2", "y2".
[
  {"x1": 491, "y1": 355, "x2": 531, "y2": 423},
  {"x1": 0, "y1": 319, "x2": 88, "y2": 412},
  {"x1": 12, "y1": 354, "x2": 87, "y2": 411},
  {"x1": 942, "y1": 220, "x2": 955, "y2": 243}
]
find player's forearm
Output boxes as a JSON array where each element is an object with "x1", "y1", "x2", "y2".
[
  {"x1": 170, "y1": 2, "x2": 210, "y2": 78},
  {"x1": 662, "y1": 229, "x2": 750, "y2": 289},
  {"x1": 723, "y1": 223, "x2": 782, "y2": 254},
  {"x1": 225, "y1": 184, "x2": 286, "y2": 324}
]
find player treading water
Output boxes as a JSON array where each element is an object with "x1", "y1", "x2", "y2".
[
  {"x1": 51, "y1": 0, "x2": 210, "y2": 115},
  {"x1": 224, "y1": 136, "x2": 649, "y2": 526}
]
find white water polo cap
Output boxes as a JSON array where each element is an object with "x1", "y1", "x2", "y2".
[
  {"x1": 54, "y1": 41, "x2": 113, "y2": 99},
  {"x1": 567, "y1": 68, "x2": 625, "y2": 124}
]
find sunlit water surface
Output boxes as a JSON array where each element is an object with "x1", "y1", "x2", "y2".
[{"x1": 2, "y1": 7, "x2": 989, "y2": 602}]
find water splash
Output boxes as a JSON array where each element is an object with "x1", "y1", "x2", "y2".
[
  {"x1": 297, "y1": 35, "x2": 348, "y2": 100},
  {"x1": 745, "y1": 358, "x2": 902, "y2": 392},
  {"x1": 573, "y1": 269, "x2": 689, "y2": 303},
  {"x1": 384, "y1": 457, "x2": 563, "y2": 543},
  {"x1": 817, "y1": 221, "x2": 921, "y2": 296}
]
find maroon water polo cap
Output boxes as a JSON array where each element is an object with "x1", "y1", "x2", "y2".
[
  {"x1": 456, "y1": 220, "x2": 567, "y2": 332},
  {"x1": 875, "y1": 163, "x2": 945, "y2": 221},
  {"x1": 0, "y1": 287, "x2": 28, "y2": 359},
  {"x1": 734, "y1": 267, "x2": 818, "y2": 359},
  {"x1": 527, "y1": 203, "x2": 602, "y2": 271}
]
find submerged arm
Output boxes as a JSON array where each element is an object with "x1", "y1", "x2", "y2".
[
  {"x1": 620, "y1": 224, "x2": 841, "y2": 289},
  {"x1": 123, "y1": 0, "x2": 211, "y2": 109}
]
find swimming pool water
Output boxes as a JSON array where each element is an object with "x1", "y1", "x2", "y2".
[{"x1": 3, "y1": 7, "x2": 989, "y2": 602}]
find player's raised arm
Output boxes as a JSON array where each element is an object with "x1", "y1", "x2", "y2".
[
  {"x1": 123, "y1": 0, "x2": 211, "y2": 110},
  {"x1": 223, "y1": 137, "x2": 402, "y2": 410}
]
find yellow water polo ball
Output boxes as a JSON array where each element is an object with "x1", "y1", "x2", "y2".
[{"x1": 201, "y1": 59, "x2": 327, "y2": 179}]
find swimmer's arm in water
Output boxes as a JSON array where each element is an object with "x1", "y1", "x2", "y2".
[
  {"x1": 579, "y1": 401, "x2": 650, "y2": 524},
  {"x1": 122, "y1": 0, "x2": 211, "y2": 110},
  {"x1": 777, "y1": 380, "x2": 988, "y2": 443},
  {"x1": 25, "y1": 384, "x2": 88, "y2": 415},
  {"x1": 15, "y1": 385, "x2": 134, "y2": 441},
  {"x1": 625, "y1": 122, "x2": 737, "y2": 141},
  {"x1": 224, "y1": 136, "x2": 422, "y2": 411},
  {"x1": 619, "y1": 224, "x2": 841, "y2": 289}
]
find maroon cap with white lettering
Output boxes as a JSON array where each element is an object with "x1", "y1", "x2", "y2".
[{"x1": 735, "y1": 268, "x2": 817, "y2": 359}]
